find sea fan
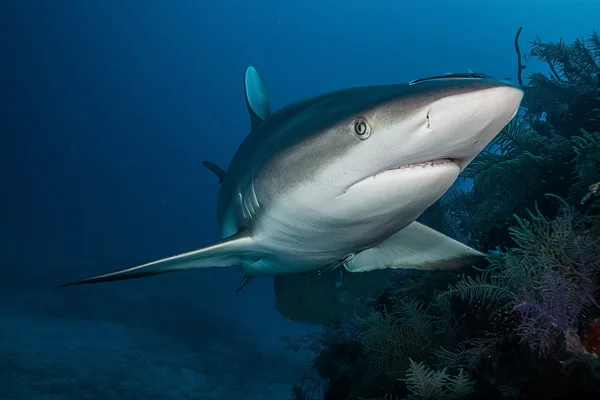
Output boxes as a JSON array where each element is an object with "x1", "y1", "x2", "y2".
[
  {"x1": 440, "y1": 271, "x2": 515, "y2": 306},
  {"x1": 570, "y1": 129, "x2": 600, "y2": 208},
  {"x1": 438, "y1": 195, "x2": 600, "y2": 363},
  {"x1": 462, "y1": 118, "x2": 547, "y2": 195},
  {"x1": 403, "y1": 359, "x2": 447, "y2": 399},
  {"x1": 513, "y1": 268, "x2": 597, "y2": 356},
  {"x1": 359, "y1": 311, "x2": 414, "y2": 375},
  {"x1": 435, "y1": 335, "x2": 503, "y2": 372},
  {"x1": 402, "y1": 359, "x2": 475, "y2": 400},
  {"x1": 358, "y1": 296, "x2": 466, "y2": 380},
  {"x1": 358, "y1": 395, "x2": 400, "y2": 400},
  {"x1": 396, "y1": 299, "x2": 433, "y2": 340},
  {"x1": 525, "y1": 30, "x2": 600, "y2": 127}
]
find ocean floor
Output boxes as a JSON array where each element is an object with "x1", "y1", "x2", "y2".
[{"x1": 0, "y1": 280, "x2": 312, "y2": 400}]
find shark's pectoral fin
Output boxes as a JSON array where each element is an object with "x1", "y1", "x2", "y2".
[
  {"x1": 345, "y1": 222, "x2": 486, "y2": 273},
  {"x1": 60, "y1": 231, "x2": 254, "y2": 287},
  {"x1": 202, "y1": 160, "x2": 226, "y2": 183},
  {"x1": 244, "y1": 66, "x2": 271, "y2": 129}
]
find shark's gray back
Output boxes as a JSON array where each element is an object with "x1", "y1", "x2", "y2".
[{"x1": 215, "y1": 77, "x2": 507, "y2": 238}]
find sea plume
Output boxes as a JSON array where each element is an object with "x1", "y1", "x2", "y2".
[{"x1": 439, "y1": 194, "x2": 600, "y2": 359}]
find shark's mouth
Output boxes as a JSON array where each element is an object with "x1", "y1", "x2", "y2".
[
  {"x1": 375, "y1": 158, "x2": 455, "y2": 176},
  {"x1": 343, "y1": 158, "x2": 457, "y2": 194}
]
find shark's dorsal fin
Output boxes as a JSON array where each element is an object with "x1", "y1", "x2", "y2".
[
  {"x1": 244, "y1": 66, "x2": 271, "y2": 129},
  {"x1": 59, "y1": 231, "x2": 254, "y2": 287},
  {"x1": 345, "y1": 222, "x2": 486, "y2": 273},
  {"x1": 202, "y1": 160, "x2": 226, "y2": 183}
]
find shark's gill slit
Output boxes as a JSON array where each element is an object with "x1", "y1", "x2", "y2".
[
  {"x1": 239, "y1": 193, "x2": 248, "y2": 219},
  {"x1": 250, "y1": 180, "x2": 260, "y2": 212}
]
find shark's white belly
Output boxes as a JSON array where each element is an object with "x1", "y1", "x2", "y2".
[
  {"x1": 221, "y1": 186, "x2": 415, "y2": 277},
  {"x1": 222, "y1": 160, "x2": 462, "y2": 277},
  {"x1": 219, "y1": 183, "x2": 360, "y2": 276}
]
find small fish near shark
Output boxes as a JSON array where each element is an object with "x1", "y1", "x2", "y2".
[{"x1": 61, "y1": 67, "x2": 523, "y2": 324}]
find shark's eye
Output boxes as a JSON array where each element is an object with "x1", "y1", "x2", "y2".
[{"x1": 354, "y1": 119, "x2": 371, "y2": 139}]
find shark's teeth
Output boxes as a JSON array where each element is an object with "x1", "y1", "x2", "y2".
[
  {"x1": 400, "y1": 158, "x2": 453, "y2": 170},
  {"x1": 344, "y1": 159, "x2": 456, "y2": 193},
  {"x1": 383, "y1": 158, "x2": 453, "y2": 173},
  {"x1": 369, "y1": 159, "x2": 454, "y2": 179}
]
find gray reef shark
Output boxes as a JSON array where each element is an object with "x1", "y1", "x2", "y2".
[{"x1": 62, "y1": 67, "x2": 523, "y2": 323}]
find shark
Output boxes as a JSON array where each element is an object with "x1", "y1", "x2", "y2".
[{"x1": 62, "y1": 67, "x2": 523, "y2": 319}]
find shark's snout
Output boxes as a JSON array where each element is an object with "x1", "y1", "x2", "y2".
[
  {"x1": 335, "y1": 77, "x2": 524, "y2": 196},
  {"x1": 425, "y1": 79, "x2": 524, "y2": 170}
]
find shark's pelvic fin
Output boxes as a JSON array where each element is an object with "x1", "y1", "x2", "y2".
[
  {"x1": 235, "y1": 275, "x2": 253, "y2": 294},
  {"x1": 59, "y1": 231, "x2": 254, "y2": 287},
  {"x1": 345, "y1": 222, "x2": 486, "y2": 273},
  {"x1": 318, "y1": 253, "x2": 355, "y2": 273},
  {"x1": 202, "y1": 160, "x2": 226, "y2": 183},
  {"x1": 244, "y1": 66, "x2": 271, "y2": 129}
]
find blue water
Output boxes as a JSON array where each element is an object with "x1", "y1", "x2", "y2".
[{"x1": 2, "y1": 0, "x2": 599, "y2": 398}]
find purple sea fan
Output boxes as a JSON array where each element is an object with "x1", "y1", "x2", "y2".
[{"x1": 514, "y1": 267, "x2": 598, "y2": 356}]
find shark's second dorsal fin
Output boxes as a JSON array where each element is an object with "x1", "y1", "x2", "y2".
[
  {"x1": 244, "y1": 66, "x2": 271, "y2": 129},
  {"x1": 202, "y1": 161, "x2": 226, "y2": 183}
]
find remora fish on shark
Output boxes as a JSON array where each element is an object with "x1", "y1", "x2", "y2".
[{"x1": 62, "y1": 67, "x2": 523, "y2": 307}]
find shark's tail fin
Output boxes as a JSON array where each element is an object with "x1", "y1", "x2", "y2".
[{"x1": 59, "y1": 231, "x2": 253, "y2": 287}]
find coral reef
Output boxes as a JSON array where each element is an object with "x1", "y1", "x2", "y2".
[{"x1": 287, "y1": 28, "x2": 600, "y2": 400}]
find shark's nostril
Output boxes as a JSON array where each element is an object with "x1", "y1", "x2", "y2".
[{"x1": 426, "y1": 109, "x2": 432, "y2": 129}]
